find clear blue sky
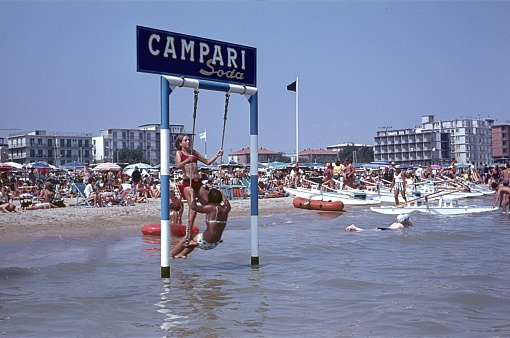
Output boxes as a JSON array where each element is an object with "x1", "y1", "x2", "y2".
[{"x1": 1, "y1": 1, "x2": 509, "y2": 156}]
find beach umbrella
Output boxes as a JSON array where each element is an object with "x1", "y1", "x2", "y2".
[
  {"x1": 0, "y1": 163, "x2": 15, "y2": 172},
  {"x1": 94, "y1": 163, "x2": 122, "y2": 171},
  {"x1": 266, "y1": 161, "x2": 288, "y2": 169},
  {"x1": 125, "y1": 162, "x2": 153, "y2": 170},
  {"x1": 26, "y1": 161, "x2": 51, "y2": 169},
  {"x1": 125, "y1": 168, "x2": 149, "y2": 177},
  {"x1": 4, "y1": 161, "x2": 23, "y2": 170},
  {"x1": 62, "y1": 161, "x2": 87, "y2": 169}
]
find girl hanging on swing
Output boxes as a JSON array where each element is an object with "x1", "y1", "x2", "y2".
[
  {"x1": 175, "y1": 134, "x2": 223, "y2": 244},
  {"x1": 176, "y1": 90, "x2": 230, "y2": 247}
]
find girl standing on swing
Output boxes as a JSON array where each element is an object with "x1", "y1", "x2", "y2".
[{"x1": 175, "y1": 134, "x2": 223, "y2": 245}]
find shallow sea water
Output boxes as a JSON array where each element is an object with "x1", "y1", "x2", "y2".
[{"x1": 2, "y1": 195, "x2": 510, "y2": 337}]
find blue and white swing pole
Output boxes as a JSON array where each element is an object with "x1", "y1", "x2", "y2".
[{"x1": 160, "y1": 75, "x2": 258, "y2": 278}]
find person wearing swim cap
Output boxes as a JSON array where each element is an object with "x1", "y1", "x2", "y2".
[{"x1": 345, "y1": 214, "x2": 412, "y2": 232}]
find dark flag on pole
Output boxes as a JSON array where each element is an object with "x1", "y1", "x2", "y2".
[{"x1": 287, "y1": 80, "x2": 297, "y2": 92}]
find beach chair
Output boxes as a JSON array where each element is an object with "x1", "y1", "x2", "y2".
[
  {"x1": 114, "y1": 188, "x2": 135, "y2": 206},
  {"x1": 72, "y1": 182, "x2": 93, "y2": 207}
]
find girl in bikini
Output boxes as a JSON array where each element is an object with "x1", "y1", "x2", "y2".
[
  {"x1": 170, "y1": 188, "x2": 231, "y2": 259},
  {"x1": 175, "y1": 135, "x2": 223, "y2": 245}
]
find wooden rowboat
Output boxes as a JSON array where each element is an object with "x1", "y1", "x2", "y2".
[{"x1": 293, "y1": 197, "x2": 344, "y2": 211}]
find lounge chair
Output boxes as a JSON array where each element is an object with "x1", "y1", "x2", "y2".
[
  {"x1": 72, "y1": 182, "x2": 93, "y2": 207},
  {"x1": 113, "y1": 188, "x2": 135, "y2": 206}
]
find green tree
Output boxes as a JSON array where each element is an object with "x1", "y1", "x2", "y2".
[
  {"x1": 116, "y1": 147, "x2": 147, "y2": 164},
  {"x1": 275, "y1": 152, "x2": 292, "y2": 163},
  {"x1": 338, "y1": 145, "x2": 374, "y2": 163}
]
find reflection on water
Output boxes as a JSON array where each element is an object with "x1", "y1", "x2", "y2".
[
  {"x1": 156, "y1": 266, "x2": 271, "y2": 336},
  {"x1": 158, "y1": 272, "x2": 232, "y2": 336}
]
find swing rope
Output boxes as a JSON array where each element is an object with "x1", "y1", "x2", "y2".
[
  {"x1": 184, "y1": 90, "x2": 230, "y2": 247},
  {"x1": 184, "y1": 89, "x2": 200, "y2": 246},
  {"x1": 190, "y1": 89, "x2": 199, "y2": 154},
  {"x1": 219, "y1": 92, "x2": 230, "y2": 167}
]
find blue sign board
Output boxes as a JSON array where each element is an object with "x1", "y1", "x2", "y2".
[{"x1": 137, "y1": 26, "x2": 256, "y2": 86}]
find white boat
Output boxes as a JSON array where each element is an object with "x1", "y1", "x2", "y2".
[
  {"x1": 284, "y1": 187, "x2": 380, "y2": 206},
  {"x1": 370, "y1": 198, "x2": 497, "y2": 215}
]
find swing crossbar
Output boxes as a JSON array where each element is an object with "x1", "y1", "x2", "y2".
[{"x1": 164, "y1": 75, "x2": 257, "y2": 97}]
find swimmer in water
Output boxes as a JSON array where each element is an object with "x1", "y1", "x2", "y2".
[{"x1": 346, "y1": 214, "x2": 412, "y2": 232}]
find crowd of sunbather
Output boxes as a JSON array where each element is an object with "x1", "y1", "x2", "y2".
[
  {"x1": 0, "y1": 166, "x2": 162, "y2": 212},
  {"x1": 2, "y1": 160, "x2": 509, "y2": 213}
]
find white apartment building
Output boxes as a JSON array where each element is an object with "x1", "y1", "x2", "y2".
[
  {"x1": 7, "y1": 130, "x2": 93, "y2": 166},
  {"x1": 92, "y1": 124, "x2": 188, "y2": 165},
  {"x1": 374, "y1": 115, "x2": 494, "y2": 166}
]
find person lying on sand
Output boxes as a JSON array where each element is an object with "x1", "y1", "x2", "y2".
[
  {"x1": 22, "y1": 202, "x2": 61, "y2": 210},
  {"x1": 346, "y1": 214, "x2": 412, "y2": 232},
  {"x1": 0, "y1": 202, "x2": 22, "y2": 213}
]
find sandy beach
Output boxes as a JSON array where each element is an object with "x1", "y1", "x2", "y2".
[{"x1": 0, "y1": 196, "x2": 301, "y2": 243}]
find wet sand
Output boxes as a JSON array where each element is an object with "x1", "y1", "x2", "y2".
[{"x1": 0, "y1": 196, "x2": 300, "y2": 243}]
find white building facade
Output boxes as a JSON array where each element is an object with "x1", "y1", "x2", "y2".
[
  {"x1": 92, "y1": 124, "x2": 188, "y2": 165},
  {"x1": 7, "y1": 130, "x2": 93, "y2": 166},
  {"x1": 374, "y1": 115, "x2": 494, "y2": 166}
]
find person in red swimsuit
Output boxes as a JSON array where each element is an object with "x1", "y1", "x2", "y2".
[{"x1": 175, "y1": 134, "x2": 223, "y2": 246}]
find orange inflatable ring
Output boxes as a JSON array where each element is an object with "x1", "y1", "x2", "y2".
[{"x1": 141, "y1": 223, "x2": 199, "y2": 237}]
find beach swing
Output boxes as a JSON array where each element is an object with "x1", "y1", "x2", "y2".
[{"x1": 180, "y1": 89, "x2": 230, "y2": 243}]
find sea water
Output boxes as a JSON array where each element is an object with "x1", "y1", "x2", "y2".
[{"x1": 1, "y1": 195, "x2": 510, "y2": 337}]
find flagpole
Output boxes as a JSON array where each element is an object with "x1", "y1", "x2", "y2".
[
  {"x1": 287, "y1": 78, "x2": 299, "y2": 165},
  {"x1": 204, "y1": 129, "x2": 207, "y2": 158},
  {"x1": 295, "y1": 77, "x2": 299, "y2": 166}
]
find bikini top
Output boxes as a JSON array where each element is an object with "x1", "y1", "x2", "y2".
[
  {"x1": 181, "y1": 151, "x2": 198, "y2": 163},
  {"x1": 205, "y1": 206, "x2": 227, "y2": 225}
]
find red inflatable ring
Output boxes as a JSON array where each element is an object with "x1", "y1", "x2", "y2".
[{"x1": 141, "y1": 223, "x2": 199, "y2": 237}]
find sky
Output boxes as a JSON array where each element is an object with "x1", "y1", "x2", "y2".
[{"x1": 1, "y1": 1, "x2": 510, "y2": 157}]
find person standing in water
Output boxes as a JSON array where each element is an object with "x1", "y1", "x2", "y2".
[{"x1": 391, "y1": 166, "x2": 407, "y2": 206}]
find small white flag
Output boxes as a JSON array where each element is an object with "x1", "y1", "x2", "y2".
[{"x1": 199, "y1": 131, "x2": 206, "y2": 140}]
